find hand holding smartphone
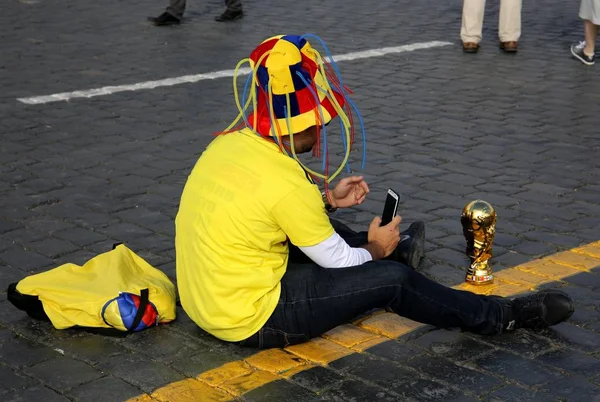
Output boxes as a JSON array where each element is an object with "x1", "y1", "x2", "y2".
[{"x1": 380, "y1": 189, "x2": 400, "y2": 226}]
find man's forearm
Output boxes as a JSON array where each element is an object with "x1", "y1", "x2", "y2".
[
  {"x1": 299, "y1": 232, "x2": 372, "y2": 268},
  {"x1": 361, "y1": 242, "x2": 385, "y2": 261}
]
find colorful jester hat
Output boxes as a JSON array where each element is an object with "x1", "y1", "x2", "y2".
[{"x1": 221, "y1": 34, "x2": 367, "y2": 190}]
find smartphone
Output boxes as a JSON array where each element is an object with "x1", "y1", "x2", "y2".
[{"x1": 381, "y1": 189, "x2": 400, "y2": 226}]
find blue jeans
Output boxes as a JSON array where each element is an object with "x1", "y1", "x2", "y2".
[{"x1": 239, "y1": 219, "x2": 507, "y2": 349}]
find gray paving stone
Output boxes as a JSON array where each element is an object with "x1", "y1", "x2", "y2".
[
  {"x1": 364, "y1": 340, "x2": 423, "y2": 365},
  {"x1": 245, "y1": 379, "x2": 323, "y2": 402},
  {"x1": 536, "y1": 323, "x2": 600, "y2": 353},
  {"x1": 4, "y1": 386, "x2": 70, "y2": 402},
  {"x1": 170, "y1": 350, "x2": 249, "y2": 378},
  {"x1": 289, "y1": 366, "x2": 344, "y2": 394},
  {"x1": 24, "y1": 356, "x2": 104, "y2": 391},
  {"x1": 576, "y1": 227, "x2": 600, "y2": 243},
  {"x1": 493, "y1": 233, "x2": 522, "y2": 248},
  {"x1": 568, "y1": 306, "x2": 600, "y2": 325},
  {"x1": 474, "y1": 350, "x2": 564, "y2": 387},
  {"x1": 469, "y1": 330, "x2": 554, "y2": 358},
  {"x1": 410, "y1": 329, "x2": 491, "y2": 362},
  {"x1": 0, "y1": 335, "x2": 58, "y2": 369},
  {"x1": 537, "y1": 376, "x2": 600, "y2": 402},
  {"x1": 495, "y1": 220, "x2": 536, "y2": 236},
  {"x1": 0, "y1": 247, "x2": 55, "y2": 272},
  {"x1": 95, "y1": 352, "x2": 184, "y2": 393},
  {"x1": 117, "y1": 326, "x2": 208, "y2": 364},
  {"x1": 536, "y1": 349, "x2": 600, "y2": 378},
  {"x1": 427, "y1": 248, "x2": 471, "y2": 269},
  {"x1": 1, "y1": 219, "x2": 46, "y2": 242},
  {"x1": 562, "y1": 271, "x2": 600, "y2": 290},
  {"x1": 52, "y1": 249, "x2": 99, "y2": 266},
  {"x1": 124, "y1": 234, "x2": 174, "y2": 254},
  {"x1": 420, "y1": 264, "x2": 466, "y2": 287},
  {"x1": 320, "y1": 379, "x2": 398, "y2": 402},
  {"x1": 384, "y1": 378, "x2": 467, "y2": 402},
  {"x1": 587, "y1": 321, "x2": 600, "y2": 334},
  {"x1": 68, "y1": 376, "x2": 142, "y2": 402},
  {"x1": 487, "y1": 385, "x2": 553, "y2": 402},
  {"x1": 0, "y1": 219, "x2": 23, "y2": 234},
  {"x1": 0, "y1": 365, "x2": 36, "y2": 394},
  {"x1": 330, "y1": 353, "x2": 414, "y2": 390},
  {"x1": 26, "y1": 238, "x2": 79, "y2": 259},
  {"x1": 406, "y1": 354, "x2": 502, "y2": 396},
  {"x1": 428, "y1": 234, "x2": 466, "y2": 253},
  {"x1": 52, "y1": 227, "x2": 108, "y2": 247},
  {"x1": 562, "y1": 284, "x2": 600, "y2": 308},
  {"x1": 427, "y1": 219, "x2": 465, "y2": 236},
  {"x1": 0, "y1": 265, "x2": 26, "y2": 291},
  {"x1": 492, "y1": 252, "x2": 533, "y2": 269},
  {"x1": 0, "y1": 328, "x2": 13, "y2": 344},
  {"x1": 50, "y1": 334, "x2": 124, "y2": 366},
  {"x1": 96, "y1": 222, "x2": 153, "y2": 241},
  {"x1": 513, "y1": 191, "x2": 572, "y2": 206},
  {"x1": 510, "y1": 241, "x2": 557, "y2": 257},
  {"x1": 20, "y1": 215, "x2": 75, "y2": 234}
]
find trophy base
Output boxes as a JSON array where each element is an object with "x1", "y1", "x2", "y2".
[{"x1": 465, "y1": 273, "x2": 494, "y2": 285}]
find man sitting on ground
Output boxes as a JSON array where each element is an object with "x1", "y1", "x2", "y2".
[{"x1": 175, "y1": 34, "x2": 574, "y2": 348}]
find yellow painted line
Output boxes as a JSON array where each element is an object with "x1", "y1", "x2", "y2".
[{"x1": 126, "y1": 240, "x2": 600, "y2": 402}]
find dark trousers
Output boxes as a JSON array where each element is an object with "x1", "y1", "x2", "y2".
[
  {"x1": 167, "y1": 0, "x2": 242, "y2": 19},
  {"x1": 239, "y1": 219, "x2": 507, "y2": 349}
]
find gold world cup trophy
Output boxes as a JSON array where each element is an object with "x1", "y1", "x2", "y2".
[{"x1": 460, "y1": 200, "x2": 497, "y2": 285}]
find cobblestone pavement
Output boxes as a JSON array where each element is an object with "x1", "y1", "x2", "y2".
[{"x1": 2, "y1": 0, "x2": 600, "y2": 401}]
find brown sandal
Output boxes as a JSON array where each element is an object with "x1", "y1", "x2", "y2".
[
  {"x1": 500, "y1": 41, "x2": 518, "y2": 53},
  {"x1": 462, "y1": 42, "x2": 480, "y2": 53}
]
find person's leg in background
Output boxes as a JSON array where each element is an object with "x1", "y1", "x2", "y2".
[
  {"x1": 239, "y1": 256, "x2": 574, "y2": 349},
  {"x1": 215, "y1": 0, "x2": 244, "y2": 22},
  {"x1": 461, "y1": 0, "x2": 486, "y2": 53},
  {"x1": 584, "y1": 19, "x2": 600, "y2": 55},
  {"x1": 149, "y1": 0, "x2": 185, "y2": 26},
  {"x1": 571, "y1": 0, "x2": 599, "y2": 65},
  {"x1": 149, "y1": 0, "x2": 244, "y2": 25},
  {"x1": 498, "y1": 0, "x2": 522, "y2": 53}
]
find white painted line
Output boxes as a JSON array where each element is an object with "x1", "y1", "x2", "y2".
[{"x1": 17, "y1": 41, "x2": 453, "y2": 105}]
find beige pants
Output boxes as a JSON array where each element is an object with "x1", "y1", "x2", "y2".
[{"x1": 461, "y1": 0, "x2": 522, "y2": 43}]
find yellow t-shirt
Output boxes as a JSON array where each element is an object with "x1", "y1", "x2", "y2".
[{"x1": 175, "y1": 129, "x2": 334, "y2": 342}]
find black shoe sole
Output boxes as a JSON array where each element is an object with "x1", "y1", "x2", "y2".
[
  {"x1": 571, "y1": 46, "x2": 596, "y2": 66},
  {"x1": 215, "y1": 12, "x2": 243, "y2": 22},
  {"x1": 147, "y1": 16, "x2": 181, "y2": 26},
  {"x1": 499, "y1": 44, "x2": 518, "y2": 53},
  {"x1": 404, "y1": 221, "x2": 425, "y2": 270}
]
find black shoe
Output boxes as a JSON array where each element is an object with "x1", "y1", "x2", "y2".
[
  {"x1": 215, "y1": 9, "x2": 243, "y2": 22},
  {"x1": 505, "y1": 290, "x2": 574, "y2": 331},
  {"x1": 387, "y1": 221, "x2": 425, "y2": 270},
  {"x1": 148, "y1": 12, "x2": 181, "y2": 26},
  {"x1": 571, "y1": 41, "x2": 595, "y2": 66}
]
